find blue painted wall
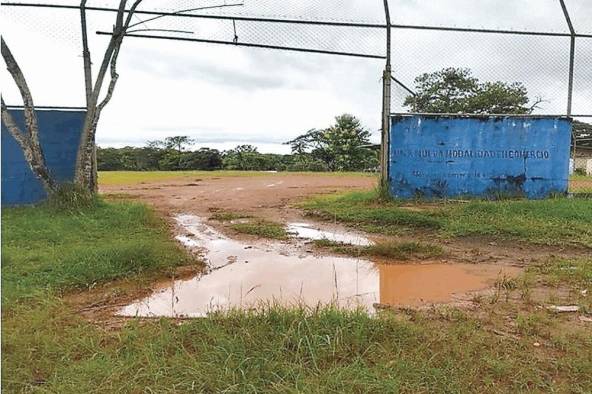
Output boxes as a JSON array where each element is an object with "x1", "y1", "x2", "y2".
[
  {"x1": 389, "y1": 115, "x2": 572, "y2": 199},
  {"x1": 2, "y1": 109, "x2": 86, "y2": 206}
]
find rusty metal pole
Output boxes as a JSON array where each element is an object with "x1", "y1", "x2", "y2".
[{"x1": 380, "y1": 0, "x2": 392, "y2": 191}]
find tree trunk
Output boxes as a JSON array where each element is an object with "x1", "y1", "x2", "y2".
[
  {"x1": 1, "y1": 100, "x2": 56, "y2": 193},
  {"x1": 75, "y1": 0, "x2": 142, "y2": 192},
  {"x1": 80, "y1": 0, "x2": 98, "y2": 192},
  {"x1": 1, "y1": 39, "x2": 55, "y2": 194}
]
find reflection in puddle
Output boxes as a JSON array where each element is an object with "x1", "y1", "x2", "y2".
[
  {"x1": 119, "y1": 215, "x2": 521, "y2": 318},
  {"x1": 287, "y1": 222, "x2": 373, "y2": 246}
]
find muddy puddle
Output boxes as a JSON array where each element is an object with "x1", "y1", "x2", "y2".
[
  {"x1": 287, "y1": 222, "x2": 373, "y2": 246},
  {"x1": 119, "y1": 215, "x2": 521, "y2": 318}
]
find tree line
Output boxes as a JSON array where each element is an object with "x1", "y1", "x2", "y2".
[
  {"x1": 99, "y1": 68, "x2": 591, "y2": 173},
  {"x1": 98, "y1": 114, "x2": 380, "y2": 172}
]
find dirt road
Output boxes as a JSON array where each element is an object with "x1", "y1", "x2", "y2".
[{"x1": 101, "y1": 173, "x2": 376, "y2": 221}]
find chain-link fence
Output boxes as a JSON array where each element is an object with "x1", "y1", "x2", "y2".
[{"x1": 2, "y1": 0, "x2": 591, "y2": 191}]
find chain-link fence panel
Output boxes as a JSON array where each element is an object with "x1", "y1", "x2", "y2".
[{"x1": 390, "y1": 31, "x2": 573, "y2": 115}]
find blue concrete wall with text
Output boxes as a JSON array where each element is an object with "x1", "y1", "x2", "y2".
[
  {"x1": 389, "y1": 116, "x2": 571, "y2": 199},
  {"x1": 2, "y1": 109, "x2": 86, "y2": 206}
]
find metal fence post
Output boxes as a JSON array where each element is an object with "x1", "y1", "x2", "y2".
[
  {"x1": 559, "y1": 0, "x2": 577, "y2": 167},
  {"x1": 559, "y1": 0, "x2": 576, "y2": 117},
  {"x1": 380, "y1": 0, "x2": 392, "y2": 189}
]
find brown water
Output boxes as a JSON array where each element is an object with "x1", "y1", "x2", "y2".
[{"x1": 118, "y1": 215, "x2": 520, "y2": 318}]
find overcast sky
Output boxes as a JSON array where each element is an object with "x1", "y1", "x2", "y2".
[{"x1": 1, "y1": 0, "x2": 590, "y2": 153}]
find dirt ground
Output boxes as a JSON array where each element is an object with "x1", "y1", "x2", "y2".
[
  {"x1": 101, "y1": 173, "x2": 375, "y2": 221},
  {"x1": 71, "y1": 172, "x2": 588, "y2": 324},
  {"x1": 101, "y1": 172, "x2": 585, "y2": 266}
]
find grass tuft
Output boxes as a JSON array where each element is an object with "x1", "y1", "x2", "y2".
[
  {"x1": 209, "y1": 210, "x2": 252, "y2": 222},
  {"x1": 46, "y1": 183, "x2": 98, "y2": 212},
  {"x1": 314, "y1": 239, "x2": 443, "y2": 260},
  {"x1": 367, "y1": 241, "x2": 443, "y2": 260},
  {"x1": 231, "y1": 219, "x2": 289, "y2": 240}
]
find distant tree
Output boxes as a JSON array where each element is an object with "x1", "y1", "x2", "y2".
[
  {"x1": 223, "y1": 145, "x2": 265, "y2": 170},
  {"x1": 97, "y1": 145, "x2": 223, "y2": 171},
  {"x1": 145, "y1": 136, "x2": 196, "y2": 170},
  {"x1": 164, "y1": 136, "x2": 196, "y2": 153},
  {"x1": 138, "y1": 146, "x2": 165, "y2": 170},
  {"x1": 286, "y1": 114, "x2": 377, "y2": 171},
  {"x1": 287, "y1": 156, "x2": 329, "y2": 172},
  {"x1": 158, "y1": 150, "x2": 183, "y2": 171},
  {"x1": 404, "y1": 67, "x2": 543, "y2": 114},
  {"x1": 97, "y1": 147, "x2": 123, "y2": 171},
  {"x1": 179, "y1": 148, "x2": 223, "y2": 170},
  {"x1": 574, "y1": 120, "x2": 592, "y2": 149}
]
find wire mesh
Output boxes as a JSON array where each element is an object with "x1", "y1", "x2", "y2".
[
  {"x1": 390, "y1": 31, "x2": 574, "y2": 115},
  {"x1": 573, "y1": 38, "x2": 592, "y2": 115},
  {"x1": 1, "y1": 1, "x2": 591, "y2": 117}
]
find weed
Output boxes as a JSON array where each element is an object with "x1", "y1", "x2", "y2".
[
  {"x1": 313, "y1": 239, "x2": 443, "y2": 260},
  {"x1": 374, "y1": 181, "x2": 393, "y2": 202},
  {"x1": 368, "y1": 241, "x2": 443, "y2": 259},
  {"x1": 46, "y1": 183, "x2": 98, "y2": 212},
  {"x1": 494, "y1": 274, "x2": 518, "y2": 291},
  {"x1": 515, "y1": 312, "x2": 552, "y2": 337},
  {"x1": 231, "y1": 220, "x2": 288, "y2": 240},
  {"x1": 209, "y1": 211, "x2": 252, "y2": 221},
  {"x1": 518, "y1": 274, "x2": 534, "y2": 303}
]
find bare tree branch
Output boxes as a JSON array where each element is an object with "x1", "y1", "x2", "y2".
[
  {"x1": 75, "y1": 0, "x2": 241, "y2": 191},
  {"x1": 1, "y1": 98, "x2": 55, "y2": 192},
  {"x1": 75, "y1": 0, "x2": 128, "y2": 186},
  {"x1": 528, "y1": 96, "x2": 546, "y2": 113},
  {"x1": 1, "y1": 98, "x2": 29, "y2": 149},
  {"x1": 1, "y1": 38, "x2": 56, "y2": 192},
  {"x1": 76, "y1": 0, "x2": 144, "y2": 188},
  {"x1": 1, "y1": 37, "x2": 40, "y2": 145}
]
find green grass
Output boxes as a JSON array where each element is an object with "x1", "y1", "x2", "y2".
[
  {"x1": 99, "y1": 170, "x2": 374, "y2": 186},
  {"x1": 314, "y1": 239, "x2": 444, "y2": 260},
  {"x1": 2, "y1": 202, "x2": 592, "y2": 392},
  {"x1": 528, "y1": 258, "x2": 592, "y2": 311},
  {"x1": 209, "y1": 210, "x2": 252, "y2": 222},
  {"x1": 1, "y1": 201, "x2": 191, "y2": 303},
  {"x1": 4, "y1": 298, "x2": 592, "y2": 393},
  {"x1": 571, "y1": 174, "x2": 592, "y2": 193},
  {"x1": 98, "y1": 170, "x2": 267, "y2": 185},
  {"x1": 532, "y1": 258, "x2": 592, "y2": 288},
  {"x1": 231, "y1": 219, "x2": 289, "y2": 240},
  {"x1": 302, "y1": 191, "x2": 592, "y2": 247}
]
